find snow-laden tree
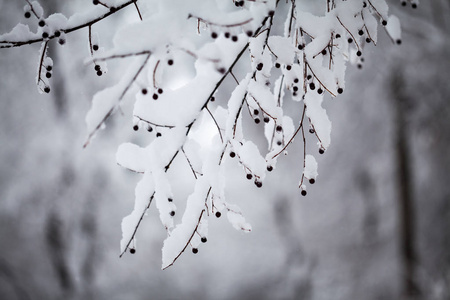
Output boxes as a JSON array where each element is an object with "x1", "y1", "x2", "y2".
[{"x1": 0, "y1": 0, "x2": 415, "y2": 269}]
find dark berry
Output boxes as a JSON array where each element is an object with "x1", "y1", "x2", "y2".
[
  {"x1": 24, "y1": 11, "x2": 31, "y2": 18},
  {"x1": 167, "y1": 59, "x2": 174, "y2": 66},
  {"x1": 129, "y1": 248, "x2": 136, "y2": 254},
  {"x1": 317, "y1": 88, "x2": 323, "y2": 94},
  {"x1": 256, "y1": 63, "x2": 263, "y2": 71},
  {"x1": 147, "y1": 126, "x2": 153, "y2": 132},
  {"x1": 218, "y1": 67, "x2": 226, "y2": 74},
  {"x1": 382, "y1": 20, "x2": 388, "y2": 26},
  {"x1": 38, "y1": 20, "x2": 45, "y2": 27},
  {"x1": 42, "y1": 32, "x2": 49, "y2": 39},
  {"x1": 298, "y1": 44, "x2": 304, "y2": 50},
  {"x1": 211, "y1": 32, "x2": 218, "y2": 39},
  {"x1": 276, "y1": 125, "x2": 282, "y2": 132},
  {"x1": 210, "y1": 96, "x2": 215, "y2": 102},
  {"x1": 301, "y1": 190, "x2": 307, "y2": 196},
  {"x1": 293, "y1": 85, "x2": 298, "y2": 91},
  {"x1": 255, "y1": 181, "x2": 262, "y2": 188},
  {"x1": 396, "y1": 39, "x2": 402, "y2": 45},
  {"x1": 96, "y1": 70, "x2": 102, "y2": 76},
  {"x1": 307, "y1": 74, "x2": 312, "y2": 80},
  {"x1": 229, "y1": 151, "x2": 236, "y2": 158},
  {"x1": 44, "y1": 86, "x2": 50, "y2": 93},
  {"x1": 363, "y1": 2, "x2": 367, "y2": 8},
  {"x1": 192, "y1": 248, "x2": 198, "y2": 254},
  {"x1": 93, "y1": 44, "x2": 99, "y2": 51},
  {"x1": 357, "y1": 64, "x2": 363, "y2": 69},
  {"x1": 168, "y1": 198, "x2": 173, "y2": 202},
  {"x1": 309, "y1": 128, "x2": 315, "y2": 134},
  {"x1": 267, "y1": 165, "x2": 273, "y2": 172},
  {"x1": 253, "y1": 109, "x2": 259, "y2": 115},
  {"x1": 170, "y1": 211, "x2": 175, "y2": 217},
  {"x1": 337, "y1": 88, "x2": 343, "y2": 94},
  {"x1": 319, "y1": 148, "x2": 325, "y2": 154},
  {"x1": 321, "y1": 49, "x2": 327, "y2": 55},
  {"x1": 215, "y1": 211, "x2": 221, "y2": 218},
  {"x1": 294, "y1": 78, "x2": 299, "y2": 83},
  {"x1": 309, "y1": 178, "x2": 315, "y2": 184},
  {"x1": 94, "y1": 65, "x2": 101, "y2": 71},
  {"x1": 54, "y1": 31, "x2": 61, "y2": 37},
  {"x1": 93, "y1": 0, "x2": 99, "y2": 4},
  {"x1": 141, "y1": 88, "x2": 148, "y2": 95},
  {"x1": 275, "y1": 62, "x2": 280, "y2": 68},
  {"x1": 348, "y1": 38, "x2": 353, "y2": 43},
  {"x1": 231, "y1": 36, "x2": 238, "y2": 42},
  {"x1": 156, "y1": 132, "x2": 162, "y2": 137},
  {"x1": 366, "y1": 38, "x2": 371, "y2": 43},
  {"x1": 157, "y1": 88, "x2": 163, "y2": 94},
  {"x1": 309, "y1": 82, "x2": 316, "y2": 90},
  {"x1": 246, "y1": 30, "x2": 253, "y2": 37},
  {"x1": 238, "y1": 0, "x2": 244, "y2": 6},
  {"x1": 58, "y1": 39, "x2": 65, "y2": 45},
  {"x1": 110, "y1": 7, "x2": 116, "y2": 12},
  {"x1": 401, "y1": 1, "x2": 407, "y2": 6},
  {"x1": 286, "y1": 65, "x2": 292, "y2": 71},
  {"x1": 201, "y1": 237, "x2": 207, "y2": 243},
  {"x1": 268, "y1": 10, "x2": 274, "y2": 17},
  {"x1": 224, "y1": 32, "x2": 230, "y2": 38},
  {"x1": 412, "y1": 3, "x2": 417, "y2": 9},
  {"x1": 335, "y1": 33, "x2": 341, "y2": 38},
  {"x1": 46, "y1": 65, "x2": 52, "y2": 71},
  {"x1": 133, "y1": 125, "x2": 139, "y2": 131},
  {"x1": 276, "y1": 140, "x2": 282, "y2": 146},
  {"x1": 246, "y1": 173, "x2": 253, "y2": 180},
  {"x1": 45, "y1": 72, "x2": 51, "y2": 78},
  {"x1": 254, "y1": 118, "x2": 260, "y2": 124},
  {"x1": 356, "y1": 50, "x2": 362, "y2": 56},
  {"x1": 358, "y1": 30, "x2": 364, "y2": 36},
  {"x1": 264, "y1": 117, "x2": 270, "y2": 123},
  {"x1": 152, "y1": 93, "x2": 158, "y2": 100}
]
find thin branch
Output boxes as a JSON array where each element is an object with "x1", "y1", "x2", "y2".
[{"x1": 205, "y1": 106, "x2": 224, "y2": 143}]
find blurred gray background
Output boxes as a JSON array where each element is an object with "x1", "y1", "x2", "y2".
[{"x1": 0, "y1": 1, "x2": 449, "y2": 299}]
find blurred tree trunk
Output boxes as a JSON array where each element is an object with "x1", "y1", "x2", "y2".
[{"x1": 391, "y1": 70, "x2": 421, "y2": 299}]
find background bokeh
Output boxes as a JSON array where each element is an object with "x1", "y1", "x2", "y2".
[{"x1": 0, "y1": 1, "x2": 448, "y2": 299}]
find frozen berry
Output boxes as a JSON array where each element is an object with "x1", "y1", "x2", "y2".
[
  {"x1": 298, "y1": 44, "x2": 304, "y2": 50},
  {"x1": 356, "y1": 50, "x2": 362, "y2": 56},
  {"x1": 317, "y1": 88, "x2": 323, "y2": 94},
  {"x1": 217, "y1": 67, "x2": 226, "y2": 74},
  {"x1": 256, "y1": 63, "x2": 263, "y2": 71},
  {"x1": 366, "y1": 38, "x2": 371, "y2": 43},
  {"x1": 229, "y1": 151, "x2": 236, "y2": 158},
  {"x1": 42, "y1": 32, "x2": 49, "y2": 39},
  {"x1": 224, "y1": 32, "x2": 230, "y2": 38},
  {"x1": 46, "y1": 66, "x2": 52, "y2": 71},
  {"x1": 93, "y1": 0, "x2": 99, "y2": 4},
  {"x1": 412, "y1": 3, "x2": 417, "y2": 9},
  {"x1": 215, "y1": 211, "x2": 221, "y2": 218},
  {"x1": 152, "y1": 93, "x2": 158, "y2": 100},
  {"x1": 58, "y1": 39, "x2": 65, "y2": 45},
  {"x1": 246, "y1": 174, "x2": 253, "y2": 180},
  {"x1": 210, "y1": 96, "x2": 215, "y2": 102},
  {"x1": 396, "y1": 39, "x2": 402, "y2": 45},
  {"x1": 358, "y1": 30, "x2": 364, "y2": 36},
  {"x1": 337, "y1": 88, "x2": 343, "y2": 94},
  {"x1": 156, "y1": 132, "x2": 162, "y2": 137},
  {"x1": 253, "y1": 109, "x2": 259, "y2": 115},
  {"x1": 335, "y1": 34, "x2": 341, "y2": 38},
  {"x1": 254, "y1": 118, "x2": 260, "y2": 124},
  {"x1": 268, "y1": 10, "x2": 274, "y2": 17},
  {"x1": 309, "y1": 128, "x2": 315, "y2": 134},
  {"x1": 275, "y1": 62, "x2": 280, "y2": 68},
  {"x1": 38, "y1": 20, "x2": 45, "y2": 27},
  {"x1": 309, "y1": 82, "x2": 316, "y2": 90},
  {"x1": 293, "y1": 85, "x2": 298, "y2": 92},
  {"x1": 110, "y1": 7, "x2": 116, "y2": 12},
  {"x1": 129, "y1": 248, "x2": 136, "y2": 254},
  {"x1": 46, "y1": 72, "x2": 51, "y2": 78},
  {"x1": 307, "y1": 74, "x2": 312, "y2": 80},
  {"x1": 157, "y1": 88, "x2": 163, "y2": 94},
  {"x1": 267, "y1": 165, "x2": 273, "y2": 172},
  {"x1": 294, "y1": 78, "x2": 299, "y2": 83},
  {"x1": 348, "y1": 38, "x2": 353, "y2": 43},
  {"x1": 321, "y1": 49, "x2": 327, "y2": 55},
  {"x1": 133, "y1": 125, "x2": 139, "y2": 131},
  {"x1": 211, "y1": 32, "x2": 218, "y2": 39},
  {"x1": 24, "y1": 11, "x2": 31, "y2": 18},
  {"x1": 93, "y1": 44, "x2": 99, "y2": 51},
  {"x1": 201, "y1": 237, "x2": 207, "y2": 243},
  {"x1": 382, "y1": 20, "x2": 388, "y2": 26},
  {"x1": 276, "y1": 140, "x2": 282, "y2": 146},
  {"x1": 276, "y1": 125, "x2": 282, "y2": 132},
  {"x1": 141, "y1": 88, "x2": 148, "y2": 95},
  {"x1": 170, "y1": 211, "x2": 175, "y2": 217},
  {"x1": 54, "y1": 31, "x2": 61, "y2": 37},
  {"x1": 264, "y1": 117, "x2": 270, "y2": 123},
  {"x1": 44, "y1": 86, "x2": 50, "y2": 93},
  {"x1": 94, "y1": 65, "x2": 101, "y2": 71},
  {"x1": 192, "y1": 248, "x2": 198, "y2": 254},
  {"x1": 301, "y1": 190, "x2": 307, "y2": 196},
  {"x1": 319, "y1": 148, "x2": 325, "y2": 154},
  {"x1": 246, "y1": 30, "x2": 253, "y2": 37},
  {"x1": 167, "y1": 59, "x2": 174, "y2": 66},
  {"x1": 231, "y1": 36, "x2": 238, "y2": 42},
  {"x1": 401, "y1": 1, "x2": 407, "y2": 6},
  {"x1": 357, "y1": 64, "x2": 363, "y2": 69},
  {"x1": 255, "y1": 181, "x2": 262, "y2": 188},
  {"x1": 309, "y1": 178, "x2": 315, "y2": 184},
  {"x1": 96, "y1": 70, "x2": 102, "y2": 76},
  {"x1": 286, "y1": 65, "x2": 292, "y2": 71},
  {"x1": 147, "y1": 126, "x2": 153, "y2": 132},
  {"x1": 168, "y1": 198, "x2": 173, "y2": 202}
]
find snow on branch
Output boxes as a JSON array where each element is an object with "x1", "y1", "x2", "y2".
[{"x1": 0, "y1": 0, "x2": 409, "y2": 268}]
